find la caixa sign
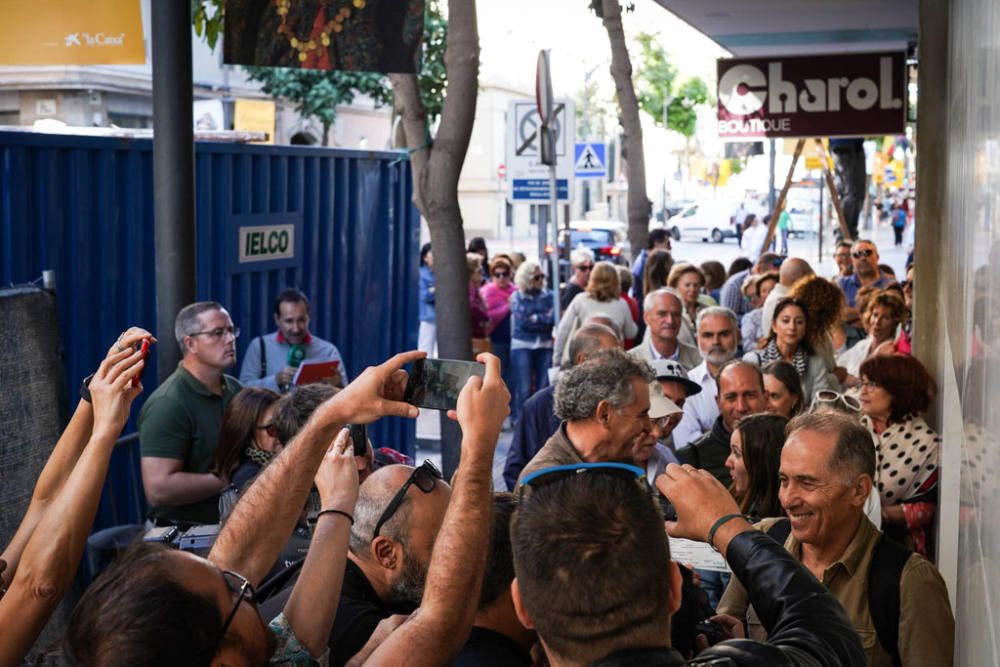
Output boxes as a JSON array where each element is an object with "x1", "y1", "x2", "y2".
[{"x1": 717, "y1": 51, "x2": 906, "y2": 140}]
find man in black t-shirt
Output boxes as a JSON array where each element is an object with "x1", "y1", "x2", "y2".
[
  {"x1": 456, "y1": 493, "x2": 534, "y2": 666},
  {"x1": 261, "y1": 461, "x2": 450, "y2": 666}
]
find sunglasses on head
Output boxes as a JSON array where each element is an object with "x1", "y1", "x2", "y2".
[
  {"x1": 852, "y1": 249, "x2": 875, "y2": 259},
  {"x1": 518, "y1": 462, "x2": 646, "y2": 500},
  {"x1": 813, "y1": 390, "x2": 861, "y2": 413},
  {"x1": 372, "y1": 460, "x2": 443, "y2": 539}
]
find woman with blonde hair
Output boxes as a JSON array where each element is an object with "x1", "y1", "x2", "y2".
[
  {"x1": 554, "y1": 261, "x2": 637, "y2": 363},
  {"x1": 510, "y1": 260, "x2": 555, "y2": 415}
]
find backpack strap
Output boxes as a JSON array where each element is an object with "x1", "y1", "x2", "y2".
[
  {"x1": 868, "y1": 536, "x2": 911, "y2": 667},
  {"x1": 765, "y1": 517, "x2": 792, "y2": 545},
  {"x1": 258, "y1": 335, "x2": 267, "y2": 379}
]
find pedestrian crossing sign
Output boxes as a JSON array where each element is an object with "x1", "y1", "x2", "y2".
[{"x1": 574, "y1": 142, "x2": 606, "y2": 179}]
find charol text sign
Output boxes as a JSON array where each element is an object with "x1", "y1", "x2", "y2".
[{"x1": 717, "y1": 51, "x2": 906, "y2": 140}]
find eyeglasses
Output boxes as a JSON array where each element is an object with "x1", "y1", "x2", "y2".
[
  {"x1": 256, "y1": 422, "x2": 278, "y2": 438},
  {"x1": 189, "y1": 326, "x2": 240, "y2": 340},
  {"x1": 219, "y1": 570, "x2": 256, "y2": 641},
  {"x1": 652, "y1": 413, "x2": 683, "y2": 430},
  {"x1": 493, "y1": 270, "x2": 510, "y2": 278},
  {"x1": 851, "y1": 249, "x2": 875, "y2": 259},
  {"x1": 575, "y1": 264, "x2": 594, "y2": 272},
  {"x1": 372, "y1": 460, "x2": 443, "y2": 539},
  {"x1": 519, "y1": 462, "x2": 646, "y2": 500},
  {"x1": 813, "y1": 389, "x2": 861, "y2": 412},
  {"x1": 531, "y1": 273, "x2": 545, "y2": 281}
]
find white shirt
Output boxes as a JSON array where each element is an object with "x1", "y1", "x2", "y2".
[{"x1": 672, "y1": 361, "x2": 719, "y2": 449}]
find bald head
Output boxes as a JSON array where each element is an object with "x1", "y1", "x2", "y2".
[
  {"x1": 779, "y1": 258, "x2": 814, "y2": 287},
  {"x1": 568, "y1": 323, "x2": 621, "y2": 368}
]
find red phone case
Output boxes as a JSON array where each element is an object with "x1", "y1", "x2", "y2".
[{"x1": 133, "y1": 339, "x2": 150, "y2": 387}]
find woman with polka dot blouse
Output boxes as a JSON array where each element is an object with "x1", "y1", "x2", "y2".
[{"x1": 858, "y1": 354, "x2": 940, "y2": 558}]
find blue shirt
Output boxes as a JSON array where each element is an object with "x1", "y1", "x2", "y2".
[
  {"x1": 720, "y1": 269, "x2": 752, "y2": 319},
  {"x1": 240, "y1": 331, "x2": 348, "y2": 392},
  {"x1": 419, "y1": 265, "x2": 436, "y2": 324},
  {"x1": 835, "y1": 272, "x2": 895, "y2": 308}
]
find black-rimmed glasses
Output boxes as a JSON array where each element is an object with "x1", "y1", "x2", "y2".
[
  {"x1": 219, "y1": 570, "x2": 256, "y2": 641},
  {"x1": 372, "y1": 460, "x2": 443, "y2": 539}
]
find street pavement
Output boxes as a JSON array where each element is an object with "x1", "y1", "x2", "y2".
[{"x1": 413, "y1": 220, "x2": 909, "y2": 488}]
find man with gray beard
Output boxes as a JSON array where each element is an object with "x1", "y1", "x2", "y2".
[
  {"x1": 260, "y1": 462, "x2": 451, "y2": 666},
  {"x1": 671, "y1": 307, "x2": 740, "y2": 449}
]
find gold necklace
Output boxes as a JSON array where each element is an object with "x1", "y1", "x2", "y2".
[{"x1": 275, "y1": 0, "x2": 368, "y2": 62}]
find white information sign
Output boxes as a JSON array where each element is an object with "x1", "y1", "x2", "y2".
[{"x1": 505, "y1": 98, "x2": 574, "y2": 203}]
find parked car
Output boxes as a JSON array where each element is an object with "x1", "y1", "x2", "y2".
[
  {"x1": 552, "y1": 220, "x2": 630, "y2": 284},
  {"x1": 669, "y1": 200, "x2": 741, "y2": 243}
]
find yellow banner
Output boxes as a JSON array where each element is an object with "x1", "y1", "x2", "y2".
[
  {"x1": 0, "y1": 0, "x2": 145, "y2": 65},
  {"x1": 234, "y1": 99, "x2": 276, "y2": 144}
]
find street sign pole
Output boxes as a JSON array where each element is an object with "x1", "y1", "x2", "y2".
[
  {"x1": 537, "y1": 50, "x2": 561, "y2": 325},
  {"x1": 549, "y1": 152, "x2": 559, "y2": 320}
]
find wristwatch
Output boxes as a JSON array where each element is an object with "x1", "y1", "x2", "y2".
[{"x1": 80, "y1": 373, "x2": 95, "y2": 403}]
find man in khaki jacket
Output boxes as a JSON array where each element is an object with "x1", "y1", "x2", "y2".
[{"x1": 715, "y1": 411, "x2": 954, "y2": 667}]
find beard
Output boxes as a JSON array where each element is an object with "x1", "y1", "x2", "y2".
[
  {"x1": 701, "y1": 344, "x2": 736, "y2": 366},
  {"x1": 387, "y1": 550, "x2": 427, "y2": 611}
]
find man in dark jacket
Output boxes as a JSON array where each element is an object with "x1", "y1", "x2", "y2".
[
  {"x1": 510, "y1": 461, "x2": 866, "y2": 667},
  {"x1": 676, "y1": 360, "x2": 766, "y2": 486}
]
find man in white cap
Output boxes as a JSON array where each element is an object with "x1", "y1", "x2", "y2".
[{"x1": 631, "y1": 379, "x2": 685, "y2": 483}]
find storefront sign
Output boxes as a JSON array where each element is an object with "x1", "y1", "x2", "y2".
[
  {"x1": 717, "y1": 51, "x2": 906, "y2": 139},
  {"x1": 0, "y1": 0, "x2": 145, "y2": 65}
]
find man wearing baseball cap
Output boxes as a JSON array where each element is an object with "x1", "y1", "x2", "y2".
[{"x1": 631, "y1": 379, "x2": 685, "y2": 483}]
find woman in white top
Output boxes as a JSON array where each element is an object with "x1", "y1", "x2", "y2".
[
  {"x1": 838, "y1": 290, "x2": 905, "y2": 386},
  {"x1": 554, "y1": 261, "x2": 637, "y2": 364}
]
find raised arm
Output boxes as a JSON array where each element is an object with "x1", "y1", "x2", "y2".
[
  {"x1": 283, "y1": 428, "x2": 360, "y2": 657},
  {"x1": 0, "y1": 338, "x2": 147, "y2": 665},
  {"x1": 365, "y1": 353, "x2": 509, "y2": 667},
  {"x1": 0, "y1": 327, "x2": 151, "y2": 589},
  {"x1": 209, "y1": 351, "x2": 424, "y2": 586}
]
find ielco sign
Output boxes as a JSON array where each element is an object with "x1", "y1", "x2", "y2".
[
  {"x1": 717, "y1": 51, "x2": 906, "y2": 140},
  {"x1": 239, "y1": 224, "x2": 294, "y2": 263}
]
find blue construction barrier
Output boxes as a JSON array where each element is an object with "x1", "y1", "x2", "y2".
[{"x1": 0, "y1": 130, "x2": 420, "y2": 530}]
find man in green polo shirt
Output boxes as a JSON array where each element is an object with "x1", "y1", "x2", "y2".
[{"x1": 139, "y1": 301, "x2": 242, "y2": 525}]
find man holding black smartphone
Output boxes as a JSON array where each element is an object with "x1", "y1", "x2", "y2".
[{"x1": 240, "y1": 288, "x2": 348, "y2": 392}]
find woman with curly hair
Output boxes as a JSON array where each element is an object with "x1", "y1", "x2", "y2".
[{"x1": 745, "y1": 297, "x2": 840, "y2": 405}]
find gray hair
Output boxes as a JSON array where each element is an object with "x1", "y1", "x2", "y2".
[
  {"x1": 695, "y1": 305, "x2": 738, "y2": 331},
  {"x1": 570, "y1": 247, "x2": 595, "y2": 267},
  {"x1": 567, "y1": 324, "x2": 620, "y2": 368},
  {"x1": 514, "y1": 260, "x2": 543, "y2": 292},
  {"x1": 174, "y1": 301, "x2": 224, "y2": 351},
  {"x1": 584, "y1": 313, "x2": 623, "y2": 340},
  {"x1": 555, "y1": 349, "x2": 654, "y2": 420},
  {"x1": 786, "y1": 411, "x2": 876, "y2": 481},
  {"x1": 349, "y1": 468, "x2": 415, "y2": 555},
  {"x1": 643, "y1": 287, "x2": 683, "y2": 313}
]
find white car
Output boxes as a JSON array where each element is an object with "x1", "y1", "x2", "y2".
[{"x1": 668, "y1": 200, "x2": 742, "y2": 243}]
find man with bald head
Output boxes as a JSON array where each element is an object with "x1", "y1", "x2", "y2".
[
  {"x1": 503, "y1": 323, "x2": 621, "y2": 489},
  {"x1": 761, "y1": 257, "x2": 815, "y2": 333},
  {"x1": 630, "y1": 288, "x2": 701, "y2": 370},
  {"x1": 262, "y1": 462, "x2": 452, "y2": 666},
  {"x1": 676, "y1": 359, "x2": 767, "y2": 487}
]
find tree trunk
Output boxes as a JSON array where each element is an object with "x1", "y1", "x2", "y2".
[
  {"x1": 602, "y1": 0, "x2": 651, "y2": 260},
  {"x1": 390, "y1": 0, "x2": 479, "y2": 478}
]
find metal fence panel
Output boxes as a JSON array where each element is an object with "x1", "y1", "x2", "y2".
[{"x1": 0, "y1": 131, "x2": 419, "y2": 530}]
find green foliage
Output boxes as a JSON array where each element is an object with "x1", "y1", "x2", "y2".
[
  {"x1": 191, "y1": 0, "x2": 448, "y2": 137},
  {"x1": 633, "y1": 32, "x2": 710, "y2": 139}
]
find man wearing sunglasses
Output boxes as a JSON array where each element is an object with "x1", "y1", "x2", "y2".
[
  {"x1": 835, "y1": 240, "x2": 895, "y2": 325},
  {"x1": 139, "y1": 301, "x2": 243, "y2": 526},
  {"x1": 517, "y1": 349, "x2": 655, "y2": 487},
  {"x1": 510, "y1": 461, "x2": 866, "y2": 666}
]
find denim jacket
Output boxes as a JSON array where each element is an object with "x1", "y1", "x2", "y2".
[
  {"x1": 511, "y1": 289, "x2": 554, "y2": 342},
  {"x1": 419, "y1": 265, "x2": 436, "y2": 323}
]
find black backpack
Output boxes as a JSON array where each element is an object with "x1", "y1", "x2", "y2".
[{"x1": 766, "y1": 519, "x2": 911, "y2": 667}]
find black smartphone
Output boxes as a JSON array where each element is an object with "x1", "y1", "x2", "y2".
[
  {"x1": 403, "y1": 358, "x2": 486, "y2": 411},
  {"x1": 348, "y1": 423, "x2": 368, "y2": 457},
  {"x1": 656, "y1": 495, "x2": 678, "y2": 522}
]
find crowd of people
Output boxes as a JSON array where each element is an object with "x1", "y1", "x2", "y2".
[{"x1": 0, "y1": 226, "x2": 957, "y2": 666}]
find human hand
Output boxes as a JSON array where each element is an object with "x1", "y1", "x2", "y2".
[
  {"x1": 324, "y1": 351, "x2": 424, "y2": 425},
  {"x1": 694, "y1": 614, "x2": 744, "y2": 652},
  {"x1": 369, "y1": 613, "x2": 408, "y2": 644},
  {"x1": 315, "y1": 428, "x2": 359, "y2": 511},
  {"x1": 108, "y1": 327, "x2": 156, "y2": 358},
  {"x1": 90, "y1": 344, "x2": 146, "y2": 436},
  {"x1": 447, "y1": 353, "x2": 509, "y2": 460},
  {"x1": 655, "y1": 464, "x2": 745, "y2": 544},
  {"x1": 277, "y1": 366, "x2": 297, "y2": 387}
]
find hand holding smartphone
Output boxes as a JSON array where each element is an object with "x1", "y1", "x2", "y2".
[
  {"x1": 132, "y1": 339, "x2": 150, "y2": 387},
  {"x1": 403, "y1": 358, "x2": 486, "y2": 411}
]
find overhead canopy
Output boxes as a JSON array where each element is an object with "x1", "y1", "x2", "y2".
[{"x1": 652, "y1": 0, "x2": 918, "y2": 57}]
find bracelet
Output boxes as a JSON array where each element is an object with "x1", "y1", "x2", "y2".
[
  {"x1": 80, "y1": 373, "x2": 95, "y2": 403},
  {"x1": 707, "y1": 513, "x2": 746, "y2": 552},
  {"x1": 316, "y1": 508, "x2": 354, "y2": 525}
]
